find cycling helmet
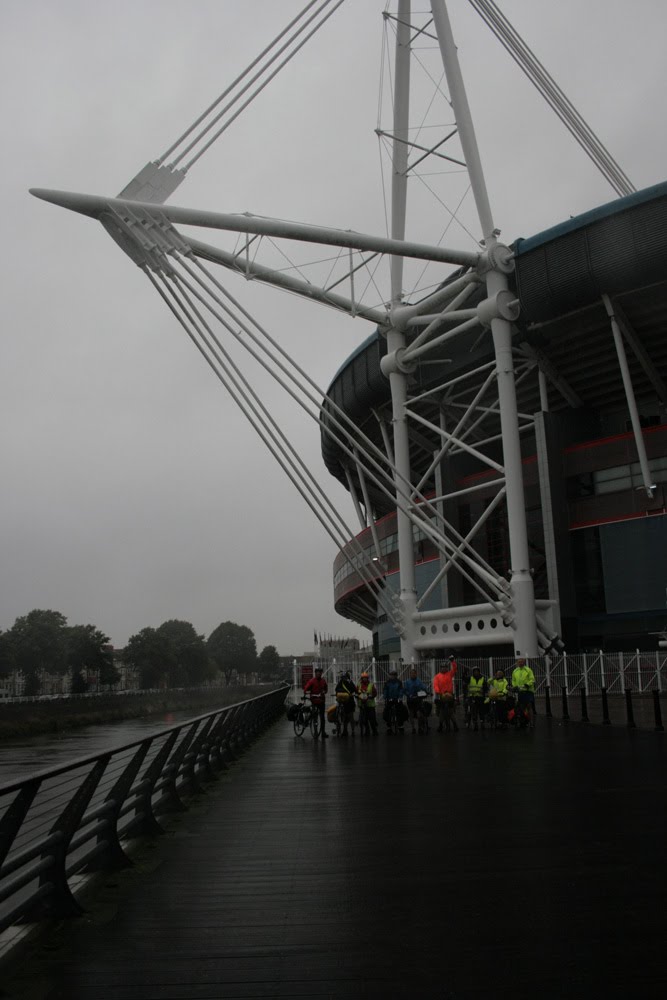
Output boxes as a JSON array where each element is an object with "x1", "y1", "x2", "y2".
[{"x1": 360, "y1": 671, "x2": 369, "y2": 679}]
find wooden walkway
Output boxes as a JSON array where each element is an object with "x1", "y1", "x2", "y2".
[{"x1": 5, "y1": 717, "x2": 666, "y2": 999}]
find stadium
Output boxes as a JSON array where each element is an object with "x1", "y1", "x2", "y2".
[
  {"x1": 323, "y1": 181, "x2": 667, "y2": 658},
  {"x1": 29, "y1": 2, "x2": 667, "y2": 667}
]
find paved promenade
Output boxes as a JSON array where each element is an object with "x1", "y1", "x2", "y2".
[{"x1": 4, "y1": 716, "x2": 666, "y2": 999}]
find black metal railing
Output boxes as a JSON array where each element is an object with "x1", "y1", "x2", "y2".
[{"x1": 0, "y1": 685, "x2": 287, "y2": 933}]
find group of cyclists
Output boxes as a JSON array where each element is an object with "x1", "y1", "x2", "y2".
[{"x1": 302, "y1": 655, "x2": 537, "y2": 738}]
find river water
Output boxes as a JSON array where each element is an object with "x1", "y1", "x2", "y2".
[{"x1": 0, "y1": 709, "x2": 200, "y2": 786}]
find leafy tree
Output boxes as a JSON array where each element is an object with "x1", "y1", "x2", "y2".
[
  {"x1": 0, "y1": 630, "x2": 15, "y2": 679},
  {"x1": 123, "y1": 627, "x2": 174, "y2": 689},
  {"x1": 66, "y1": 624, "x2": 119, "y2": 688},
  {"x1": 70, "y1": 670, "x2": 89, "y2": 694},
  {"x1": 257, "y1": 644, "x2": 281, "y2": 679},
  {"x1": 208, "y1": 621, "x2": 256, "y2": 685},
  {"x1": 155, "y1": 620, "x2": 211, "y2": 686},
  {"x1": 9, "y1": 609, "x2": 68, "y2": 692}
]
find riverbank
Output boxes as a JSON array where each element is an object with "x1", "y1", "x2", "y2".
[{"x1": 0, "y1": 686, "x2": 278, "y2": 739}]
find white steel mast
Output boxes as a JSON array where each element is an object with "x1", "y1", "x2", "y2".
[
  {"x1": 384, "y1": 0, "x2": 419, "y2": 662},
  {"x1": 429, "y1": 0, "x2": 539, "y2": 656}
]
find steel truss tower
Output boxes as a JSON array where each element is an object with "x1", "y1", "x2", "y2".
[{"x1": 33, "y1": 1, "x2": 574, "y2": 661}]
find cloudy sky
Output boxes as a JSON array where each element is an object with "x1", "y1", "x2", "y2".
[{"x1": 1, "y1": 1, "x2": 666, "y2": 657}]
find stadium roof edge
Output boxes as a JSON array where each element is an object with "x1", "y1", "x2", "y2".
[{"x1": 515, "y1": 179, "x2": 667, "y2": 256}]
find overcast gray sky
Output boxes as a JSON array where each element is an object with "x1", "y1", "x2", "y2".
[{"x1": 1, "y1": 1, "x2": 666, "y2": 656}]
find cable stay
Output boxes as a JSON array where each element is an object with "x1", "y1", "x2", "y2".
[
  {"x1": 96, "y1": 199, "x2": 517, "y2": 629},
  {"x1": 467, "y1": 0, "x2": 635, "y2": 197},
  {"x1": 118, "y1": 0, "x2": 347, "y2": 205}
]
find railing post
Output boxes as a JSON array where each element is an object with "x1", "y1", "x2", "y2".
[
  {"x1": 580, "y1": 687, "x2": 590, "y2": 723},
  {"x1": 544, "y1": 655, "x2": 552, "y2": 718},
  {"x1": 181, "y1": 716, "x2": 215, "y2": 795},
  {"x1": 159, "y1": 722, "x2": 201, "y2": 814},
  {"x1": 0, "y1": 780, "x2": 41, "y2": 868},
  {"x1": 601, "y1": 686, "x2": 611, "y2": 725},
  {"x1": 652, "y1": 689, "x2": 664, "y2": 732},
  {"x1": 561, "y1": 686, "x2": 570, "y2": 721},
  {"x1": 28, "y1": 756, "x2": 110, "y2": 920},
  {"x1": 625, "y1": 688, "x2": 636, "y2": 729},
  {"x1": 134, "y1": 730, "x2": 180, "y2": 836},
  {"x1": 201, "y1": 710, "x2": 227, "y2": 776},
  {"x1": 89, "y1": 742, "x2": 152, "y2": 872}
]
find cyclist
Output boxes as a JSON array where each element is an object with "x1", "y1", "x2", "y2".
[
  {"x1": 382, "y1": 668, "x2": 406, "y2": 733},
  {"x1": 334, "y1": 670, "x2": 357, "y2": 736},
  {"x1": 487, "y1": 668, "x2": 509, "y2": 728},
  {"x1": 434, "y1": 655, "x2": 458, "y2": 732},
  {"x1": 303, "y1": 666, "x2": 329, "y2": 739},
  {"x1": 403, "y1": 666, "x2": 429, "y2": 734},
  {"x1": 511, "y1": 657, "x2": 536, "y2": 729},
  {"x1": 467, "y1": 666, "x2": 488, "y2": 731},
  {"x1": 356, "y1": 671, "x2": 378, "y2": 736}
]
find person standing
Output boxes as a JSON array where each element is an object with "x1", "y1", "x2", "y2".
[
  {"x1": 382, "y1": 668, "x2": 406, "y2": 733},
  {"x1": 404, "y1": 666, "x2": 429, "y2": 734},
  {"x1": 433, "y1": 655, "x2": 458, "y2": 732},
  {"x1": 467, "y1": 666, "x2": 488, "y2": 731},
  {"x1": 356, "y1": 671, "x2": 378, "y2": 736},
  {"x1": 487, "y1": 668, "x2": 509, "y2": 728},
  {"x1": 335, "y1": 670, "x2": 357, "y2": 736},
  {"x1": 511, "y1": 657, "x2": 536, "y2": 728},
  {"x1": 304, "y1": 666, "x2": 329, "y2": 739}
]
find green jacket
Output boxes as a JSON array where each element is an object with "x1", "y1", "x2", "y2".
[
  {"x1": 511, "y1": 665, "x2": 535, "y2": 692},
  {"x1": 488, "y1": 677, "x2": 509, "y2": 699},
  {"x1": 468, "y1": 675, "x2": 487, "y2": 698}
]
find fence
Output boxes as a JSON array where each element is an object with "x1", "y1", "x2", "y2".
[
  {"x1": 292, "y1": 653, "x2": 666, "y2": 730},
  {"x1": 0, "y1": 685, "x2": 287, "y2": 935}
]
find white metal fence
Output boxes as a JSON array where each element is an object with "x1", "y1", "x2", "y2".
[{"x1": 297, "y1": 651, "x2": 667, "y2": 698}]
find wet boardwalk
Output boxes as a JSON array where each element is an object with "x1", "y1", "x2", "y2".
[{"x1": 5, "y1": 717, "x2": 666, "y2": 999}]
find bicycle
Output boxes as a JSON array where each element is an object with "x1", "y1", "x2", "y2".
[
  {"x1": 309, "y1": 698, "x2": 324, "y2": 739},
  {"x1": 417, "y1": 691, "x2": 431, "y2": 733},
  {"x1": 487, "y1": 694, "x2": 507, "y2": 729},
  {"x1": 332, "y1": 699, "x2": 348, "y2": 736},
  {"x1": 293, "y1": 696, "x2": 314, "y2": 737},
  {"x1": 384, "y1": 698, "x2": 404, "y2": 735},
  {"x1": 508, "y1": 688, "x2": 533, "y2": 730}
]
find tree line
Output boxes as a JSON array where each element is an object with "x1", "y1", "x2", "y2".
[{"x1": 0, "y1": 610, "x2": 283, "y2": 695}]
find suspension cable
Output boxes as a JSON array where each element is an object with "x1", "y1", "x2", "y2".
[
  {"x1": 175, "y1": 0, "x2": 346, "y2": 173},
  {"x1": 467, "y1": 0, "x2": 635, "y2": 196}
]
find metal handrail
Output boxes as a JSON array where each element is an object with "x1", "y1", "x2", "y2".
[{"x1": 0, "y1": 685, "x2": 288, "y2": 933}]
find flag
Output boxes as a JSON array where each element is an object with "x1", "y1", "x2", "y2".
[{"x1": 314, "y1": 630, "x2": 318, "y2": 646}]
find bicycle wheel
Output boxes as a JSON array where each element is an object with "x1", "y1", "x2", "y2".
[
  {"x1": 293, "y1": 709, "x2": 306, "y2": 737},
  {"x1": 389, "y1": 705, "x2": 399, "y2": 735},
  {"x1": 310, "y1": 707, "x2": 321, "y2": 739}
]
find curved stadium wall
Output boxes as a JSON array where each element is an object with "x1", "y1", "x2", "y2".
[{"x1": 322, "y1": 183, "x2": 667, "y2": 657}]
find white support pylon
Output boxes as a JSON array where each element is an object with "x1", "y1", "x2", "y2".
[
  {"x1": 384, "y1": 0, "x2": 419, "y2": 662},
  {"x1": 429, "y1": 0, "x2": 539, "y2": 656}
]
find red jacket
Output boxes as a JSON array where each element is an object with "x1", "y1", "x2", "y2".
[
  {"x1": 304, "y1": 676, "x2": 328, "y2": 704},
  {"x1": 433, "y1": 664, "x2": 457, "y2": 696}
]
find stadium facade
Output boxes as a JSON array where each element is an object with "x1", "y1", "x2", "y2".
[{"x1": 323, "y1": 181, "x2": 667, "y2": 657}]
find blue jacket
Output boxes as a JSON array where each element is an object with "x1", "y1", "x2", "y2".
[
  {"x1": 383, "y1": 678, "x2": 404, "y2": 701},
  {"x1": 404, "y1": 676, "x2": 428, "y2": 699}
]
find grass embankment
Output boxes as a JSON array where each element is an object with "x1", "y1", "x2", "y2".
[{"x1": 0, "y1": 686, "x2": 274, "y2": 740}]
